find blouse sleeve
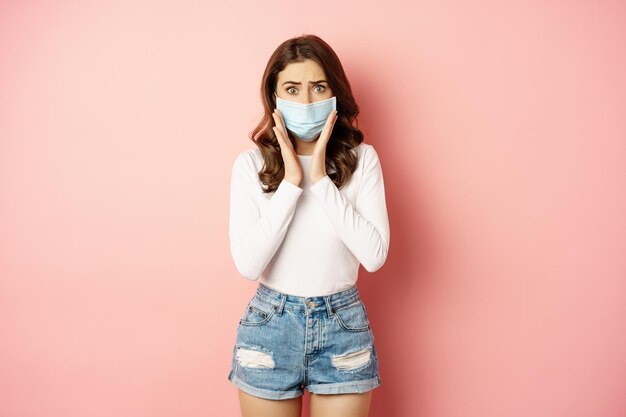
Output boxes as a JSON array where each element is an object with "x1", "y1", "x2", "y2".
[
  {"x1": 309, "y1": 145, "x2": 391, "y2": 272},
  {"x1": 228, "y1": 152, "x2": 304, "y2": 280}
]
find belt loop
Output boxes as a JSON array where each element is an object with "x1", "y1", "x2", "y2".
[
  {"x1": 324, "y1": 295, "x2": 334, "y2": 317},
  {"x1": 277, "y1": 293, "x2": 286, "y2": 315}
]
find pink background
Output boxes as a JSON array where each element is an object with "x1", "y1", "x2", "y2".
[{"x1": 1, "y1": 1, "x2": 625, "y2": 416}]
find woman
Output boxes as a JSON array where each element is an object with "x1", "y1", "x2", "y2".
[{"x1": 227, "y1": 34, "x2": 391, "y2": 417}]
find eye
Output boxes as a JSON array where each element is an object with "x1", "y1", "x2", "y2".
[
  {"x1": 314, "y1": 85, "x2": 326, "y2": 93},
  {"x1": 286, "y1": 87, "x2": 297, "y2": 94}
]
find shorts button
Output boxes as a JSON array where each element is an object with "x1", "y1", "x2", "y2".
[{"x1": 308, "y1": 301, "x2": 316, "y2": 308}]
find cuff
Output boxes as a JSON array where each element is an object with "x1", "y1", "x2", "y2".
[
  {"x1": 309, "y1": 175, "x2": 333, "y2": 194},
  {"x1": 277, "y1": 178, "x2": 304, "y2": 194}
]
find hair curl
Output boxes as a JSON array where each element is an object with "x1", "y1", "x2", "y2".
[{"x1": 249, "y1": 34, "x2": 364, "y2": 194}]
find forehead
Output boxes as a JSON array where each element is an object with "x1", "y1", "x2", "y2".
[{"x1": 277, "y1": 60, "x2": 327, "y2": 81}]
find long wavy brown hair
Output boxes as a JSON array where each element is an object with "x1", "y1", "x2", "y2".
[{"x1": 250, "y1": 34, "x2": 364, "y2": 194}]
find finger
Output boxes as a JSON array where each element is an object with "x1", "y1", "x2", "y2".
[
  {"x1": 272, "y1": 126, "x2": 286, "y2": 147},
  {"x1": 273, "y1": 110, "x2": 290, "y2": 139},
  {"x1": 272, "y1": 124, "x2": 293, "y2": 154},
  {"x1": 318, "y1": 110, "x2": 338, "y2": 145},
  {"x1": 272, "y1": 111, "x2": 291, "y2": 146},
  {"x1": 323, "y1": 110, "x2": 338, "y2": 133},
  {"x1": 274, "y1": 109, "x2": 287, "y2": 130},
  {"x1": 271, "y1": 113, "x2": 285, "y2": 140}
]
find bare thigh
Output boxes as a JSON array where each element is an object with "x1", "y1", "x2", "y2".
[
  {"x1": 310, "y1": 390, "x2": 373, "y2": 417},
  {"x1": 238, "y1": 389, "x2": 303, "y2": 417}
]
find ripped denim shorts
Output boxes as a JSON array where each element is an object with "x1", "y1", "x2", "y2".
[{"x1": 227, "y1": 282, "x2": 381, "y2": 400}]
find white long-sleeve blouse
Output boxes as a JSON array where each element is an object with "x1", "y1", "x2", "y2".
[{"x1": 228, "y1": 142, "x2": 390, "y2": 297}]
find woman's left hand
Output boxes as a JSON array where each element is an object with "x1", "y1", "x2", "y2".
[{"x1": 310, "y1": 109, "x2": 339, "y2": 184}]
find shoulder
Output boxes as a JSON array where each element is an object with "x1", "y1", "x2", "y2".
[
  {"x1": 231, "y1": 147, "x2": 264, "y2": 186},
  {"x1": 355, "y1": 142, "x2": 378, "y2": 156},
  {"x1": 232, "y1": 147, "x2": 263, "y2": 170},
  {"x1": 355, "y1": 143, "x2": 382, "y2": 168}
]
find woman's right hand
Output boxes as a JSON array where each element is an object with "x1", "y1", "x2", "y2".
[{"x1": 272, "y1": 109, "x2": 303, "y2": 187}]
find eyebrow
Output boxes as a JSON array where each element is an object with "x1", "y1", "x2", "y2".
[{"x1": 281, "y1": 80, "x2": 328, "y2": 86}]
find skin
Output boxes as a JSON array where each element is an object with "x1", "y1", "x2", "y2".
[
  {"x1": 238, "y1": 60, "x2": 373, "y2": 416},
  {"x1": 271, "y1": 59, "x2": 339, "y2": 188}
]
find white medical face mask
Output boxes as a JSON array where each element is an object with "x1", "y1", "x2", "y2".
[{"x1": 275, "y1": 95, "x2": 337, "y2": 141}]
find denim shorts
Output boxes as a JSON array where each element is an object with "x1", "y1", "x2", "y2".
[{"x1": 227, "y1": 282, "x2": 381, "y2": 400}]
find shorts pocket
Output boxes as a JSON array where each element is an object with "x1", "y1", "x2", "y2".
[
  {"x1": 334, "y1": 299, "x2": 371, "y2": 332},
  {"x1": 239, "y1": 296, "x2": 277, "y2": 327}
]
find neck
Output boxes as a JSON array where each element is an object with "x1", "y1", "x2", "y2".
[{"x1": 294, "y1": 137, "x2": 317, "y2": 155}]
